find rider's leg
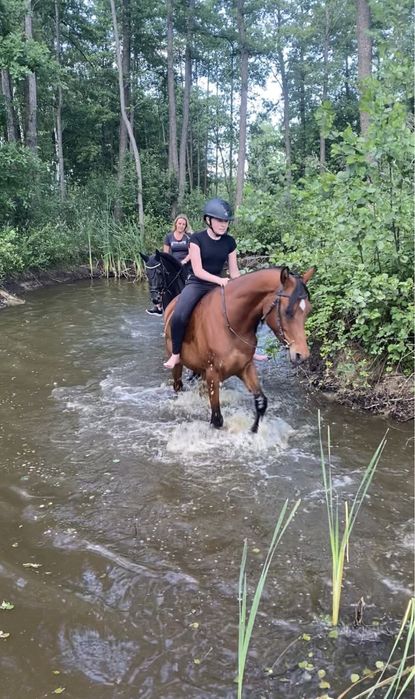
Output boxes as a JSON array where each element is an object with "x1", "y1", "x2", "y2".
[{"x1": 164, "y1": 281, "x2": 212, "y2": 368}]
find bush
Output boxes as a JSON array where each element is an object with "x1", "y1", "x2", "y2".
[{"x1": 0, "y1": 228, "x2": 24, "y2": 279}]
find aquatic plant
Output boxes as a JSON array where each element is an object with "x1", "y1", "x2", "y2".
[
  {"x1": 318, "y1": 411, "x2": 387, "y2": 626},
  {"x1": 237, "y1": 498, "x2": 301, "y2": 699},
  {"x1": 337, "y1": 597, "x2": 415, "y2": 698}
]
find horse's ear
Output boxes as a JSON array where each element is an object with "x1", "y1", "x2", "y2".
[
  {"x1": 302, "y1": 267, "x2": 316, "y2": 284},
  {"x1": 139, "y1": 252, "x2": 149, "y2": 263},
  {"x1": 280, "y1": 266, "x2": 290, "y2": 285},
  {"x1": 155, "y1": 249, "x2": 160, "y2": 260}
]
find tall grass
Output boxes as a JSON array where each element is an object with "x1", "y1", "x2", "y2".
[
  {"x1": 318, "y1": 410, "x2": 387, "y2": 626},
  {"x1": 237, "y1": 498, "x2": 301, "y2": 699}
]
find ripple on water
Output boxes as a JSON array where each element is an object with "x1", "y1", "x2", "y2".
[{"x1": 52, "y1": 371, "x2": 298, "y2": 470}]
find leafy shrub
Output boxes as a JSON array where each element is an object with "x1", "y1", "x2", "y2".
[{"x1": 0, "y1": 228, "x2": 24, "y2": 279}]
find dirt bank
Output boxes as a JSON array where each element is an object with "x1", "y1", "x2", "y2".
[
  {"x1": 299, "y1": 344, "x2": 414, "y2": 422},
  {"x1": 0, "y1": 265, "x2": 98, "y2": 308}
]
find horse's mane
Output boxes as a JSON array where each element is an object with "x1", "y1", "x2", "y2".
[
  {"x1": 229, "y1": 266, "x2": 310, "y2": 317},
  {"x1": 144, "y1": 250, "x2": 183, "y2": 276},
  {"x1": 157, "y1": 251, "x2": 183, "y2": 275}
]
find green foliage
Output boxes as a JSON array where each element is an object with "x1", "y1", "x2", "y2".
[
  {"x1": 0, "y1": 228, "x2": 24, "y2": 278},
  {"x1": 268, "y1": 73, "x2": 413, "y2": 374},
  {"x1": 0, "y1": 144, "x2": 51, "y2": 229},
  {"x1": 233, "y1": 187, "x2": 286, "y2": 254}
]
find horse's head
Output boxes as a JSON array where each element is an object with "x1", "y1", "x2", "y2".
[
  {"x1": 140, "y1": 250, "x2": 186, "y2": 310},
  {"x1": 140, "y1": 250, "x2": 165, "y2": 306},
  {"x1": 264, "y1": 266, "x2": 315, "y2": 366}
]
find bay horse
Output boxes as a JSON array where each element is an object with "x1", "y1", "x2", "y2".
[
  {"x1": 164, "y1": 266, "x2": 315, "y2": 432},
  {"x1": 140, "y1": 250, "x2": 187, "y2": 311}
]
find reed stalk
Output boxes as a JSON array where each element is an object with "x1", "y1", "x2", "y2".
[
  {"x1": 318, "y1": 411, "x2": 387, "y2": 626},
  {"x1": 237, "y1": 498, "x2": 301, "y2": 699}
]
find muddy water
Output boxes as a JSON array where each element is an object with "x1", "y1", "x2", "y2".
[{"x1": 0, "y1": 279, "x2": 413, "y2": 699}]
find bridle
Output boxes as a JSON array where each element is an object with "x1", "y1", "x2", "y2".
[
  {"x1": 145, "y1": 258, "x2": 183, "y2": 305},
  {"x1": 221, "y1": 277, "x2": 309, "y2": 350},
  {"x1": 260, "y1": 287, "x2": 306, "y2": 348}
]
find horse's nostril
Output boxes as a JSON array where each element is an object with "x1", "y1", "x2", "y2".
[{"x1": 296, "y1": 353, "x2": 302, "y2": 363}]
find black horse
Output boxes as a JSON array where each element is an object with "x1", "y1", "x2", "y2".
[{"x1": 140, "y1": 250, "x2": 187, "y2": 311}]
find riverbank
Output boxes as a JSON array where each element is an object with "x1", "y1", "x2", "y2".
[
  {"x1": 300, "y1": 344, "x2": 413, "y2": 422},
  {"x1": 0, "y1": 265, "x2": 97, "y2": 307},
  {"x1": 1, "y1": 265, "x2": 413, "y2": 422}
]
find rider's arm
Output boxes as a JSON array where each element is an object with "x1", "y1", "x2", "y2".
[
  {"x1": 190, "y1": 242, "x2": 227, "y2": 286},
  {"x1": 228, "y1": 250, "x2": 240, "y2": 279},
  {"x1": 163, "y1": 244, "x2": 170, "y2": 254}
]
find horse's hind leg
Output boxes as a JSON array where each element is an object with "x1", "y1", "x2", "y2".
[
  {"x1": 206, "y1": 366, "x2": 223, "y2": 428},
  {"x1": 240, "y1": 362, "x2": 268, "y2": 433},
  {"x1": 172, "y1": 364, "x2": 183, "y2": 392}
]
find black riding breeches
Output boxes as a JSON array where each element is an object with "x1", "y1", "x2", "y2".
[{"x1": 170, "y1": 279, "x2": 216, "y2": 354}]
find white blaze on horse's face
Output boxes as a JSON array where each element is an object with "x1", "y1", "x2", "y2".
[{"x1": 299, "y1": 299, "x2": 306, "y2": 312}]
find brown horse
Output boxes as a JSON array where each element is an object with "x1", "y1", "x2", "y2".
[{"x1": 164, "y1": 266, "x2": 314, "y2": 432}]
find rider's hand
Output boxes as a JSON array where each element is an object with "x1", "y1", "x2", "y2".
[{"x1": 219, "y1": 278, "x2": 229, "y2": 287}]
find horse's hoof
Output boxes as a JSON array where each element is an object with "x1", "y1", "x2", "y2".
[
  {"x1": 251, "y1": 423, "x2": 259, "y2": 433},
  {"x1": 210, "y1": 413, "x2": 223, "y2": 429}
]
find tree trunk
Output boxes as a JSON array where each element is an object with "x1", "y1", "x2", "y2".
[
  {"x1": 356, "y1": 0, "x2": 372, "y2": 135},
  {"x1": 276, "y1": 8, "x2": 291, "y2": 185},
  {"x1": 167, "y1": 0, "x2": 179, "y2": 189},
  {"x1": 345, "y1": 55, "x2": 350, "y2": 98},
  {"x1": 320, "y1": 4, "x2": 329, "y2": 173},
  {"x1": 299, "y1": 47, "x2": 306, "y2": 177},
  {"x1": 24, "y1": 1, "x2": 37, "y2": 152},
  {"x1": 204, "y1": 61, "x2": 210, "y2": 194},
  {"x1": 235, "y1": 0, "x2": 248, "y2": 211},
  {"x1": 228, "y1": 50, "x2": 235, "y2": 201},
  {"x1": 54, "y1": 0, "x2": 65, "y2": 199},
  {"x1": 178, "y1": 0, "x2": 193, "y2": 209},
  {"x1": 115, "y1": 0, "x2": 131, "y2": 221},
  {"x1": 215, "y1": 70, "x2": 219, "y2": 195},
  {"x1": 1, "y1": 69, "x2": 17, "y2": 142},
  {"x1": 110, "y1": 0, "x2": 144, "y2": 234}
]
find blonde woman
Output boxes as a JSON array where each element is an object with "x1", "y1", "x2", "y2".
[
  {"x1": 163, "y1": 214, "x2": 193, "y2": 273},
  {"x1": 146, "y1": 214, "x2": 193, "y2": 316}
]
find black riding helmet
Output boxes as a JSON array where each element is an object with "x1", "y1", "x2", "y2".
[{"x1": 203, "y1": 198, "x2": 233, "y2": 223}]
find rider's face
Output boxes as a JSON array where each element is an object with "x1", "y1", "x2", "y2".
[
  {"x1": 210, "y1": 217, "x2": 229, "y2": 236},
  {"x1": 175, "y1": 218, "x2": 187, "y2": 232}
]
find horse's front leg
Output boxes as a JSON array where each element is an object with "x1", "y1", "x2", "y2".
[
  {"x1": 172, "y1": 364, "x2": 183, "y2": 392},
  {"x1": 206, "y1": 366, "x2": 223, "y2": 428},
  {"x1": 240, "y1": 361, "x2": 268, "y2": 433}
]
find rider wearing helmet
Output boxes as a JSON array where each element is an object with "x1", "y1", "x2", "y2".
[{"x1": 163, "y1": 198, "x2": 240, "y2": 369}]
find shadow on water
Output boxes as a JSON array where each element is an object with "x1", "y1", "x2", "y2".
[{"x1": 0, "y1": 279, "x2": 413, "y2": 698}]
